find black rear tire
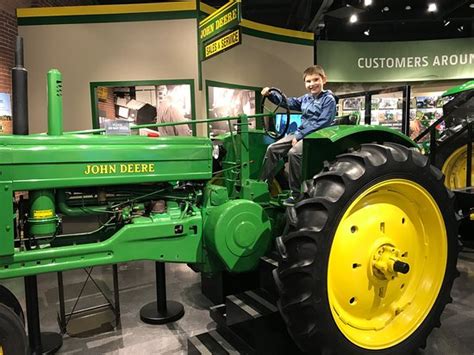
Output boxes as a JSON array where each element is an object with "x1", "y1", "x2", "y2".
[
  {"x1": 0, "y1": 303, "x2": 28, "y2": 355},
  {"x1": 274, "y1": 143, "x2": 459, "y2": 354}
]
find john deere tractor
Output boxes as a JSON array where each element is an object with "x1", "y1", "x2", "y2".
[
  {"x1": 0, "y1": 57, "x2": 460, "y2": 353},
  {"x1": 414, "y1": 80, "x2": 473, "y2": 245}
]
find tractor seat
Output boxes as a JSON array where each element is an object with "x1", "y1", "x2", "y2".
[{"x1": 331, "y1": 115, "x2": 360, "y2": 126}]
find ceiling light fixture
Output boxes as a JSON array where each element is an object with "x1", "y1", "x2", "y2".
[
  {"x1": 427, "y1": 3, "x2": 437, "y2": 12},
  {"x1": 381, "y1": 6, "x2": 390, "y2": 12},
  {"x1": 349, "y1": 14, "x2": 358, "y2": 23},
  {"x1": 470, "y1": 3, "x2": 474, "y2": 8},
  {"x1": 443, "y1": 20, "x2": 451, "y2": 26},
  {"x1": 457, "y1": 25, "x2": 464, "y2": 32},
  {"x1": 405, "y1": 5, "x2": 412, "y2": 10},
  {"x1": 364, "y1": 28, "x2": 370, "y2": 36},
  {"x1": 364, "y1": 0, "x2": 373, "y2": 6}
]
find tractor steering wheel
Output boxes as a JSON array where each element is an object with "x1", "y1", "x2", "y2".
[{"x1": 261, "y1": 87, "x2": 291, "y2": 140}]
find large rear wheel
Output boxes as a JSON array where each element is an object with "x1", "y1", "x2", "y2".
[{"x1": 274, "y1": 143, "x2": 459, "y2": 354}]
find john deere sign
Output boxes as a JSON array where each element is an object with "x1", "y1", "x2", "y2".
[
  {"x1": 200, "y1": 0, "x2": 241, "y2": 42},
  {"x1": 204, "y1": 27, "x2": 241, "y2": 60},
  {"x1": 200, "y1": 0, "x2": 242, "y2": 61},
  {"x1": 318, "y1": 38, "x2": 474, "y2": 82}
]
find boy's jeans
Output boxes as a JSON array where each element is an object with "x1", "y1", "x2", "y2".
[{"x1": 260, "y1": 134, "x2": 303, "y2": 195}]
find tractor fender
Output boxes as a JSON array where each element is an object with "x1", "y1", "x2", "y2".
[{"x1": 302, "y1": 125, "x2": 417, "y2": 180}]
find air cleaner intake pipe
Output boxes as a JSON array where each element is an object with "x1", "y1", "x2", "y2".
[
  {"x1": 12, "y1": 36, "x2": 28, "y2": 135},
  {"x1": 47, "y1": 69, "x2": 63, "y2": 135}
]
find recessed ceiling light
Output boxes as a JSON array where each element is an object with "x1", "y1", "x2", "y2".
[
  {"x1": 443, "y1": 20, "x2": 451, "y2": 26},
  {"x1": 364, "y1": 29, "x2": 370, "y2": 36},
  {"x1": 470, "y1": 3, "x2": 474, "y2": 8},
  {"x1": 457, "y1": 25, "x2": 464, "y2": 32},
  {"x1": 428, "y1": 3, "x2": 437, "y2": 12},
  {"x1": 405, "y1": 5, "x2": 412, "y2": 10},
  {"x1": 382, "y1": 6, "x2": 390, "y2": 12},
  {"x1": 364, "y1": 0, "x2": 373, "y2": 6},
  {"x1": 349, "y1": 14, "x2": 358, "y2": 23}
]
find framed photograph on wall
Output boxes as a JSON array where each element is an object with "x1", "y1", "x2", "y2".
[
  {"x1": 90, "y1": 80, "x2": 195, "y2": 136},
  {"x1": 0, "y1": 93, "x2": 12, "y2": 134},
  {"x1": 206, "y1": 81, "x2": 261, "y2": 137},
  {"x1": 342, "y1": 97, "x2": 362, "y2": 110}
]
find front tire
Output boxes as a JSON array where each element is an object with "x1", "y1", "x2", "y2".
[
  {"x1": 0, "y1": 303, "x2": 28, "y2": 355},
  {"x1": 274, "y1": 143, "x2": 459, "y2": 354}
]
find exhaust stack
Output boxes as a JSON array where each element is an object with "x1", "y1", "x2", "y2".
[{"x1": 12, "y1": 36, "x2": 28, "y2": 135}]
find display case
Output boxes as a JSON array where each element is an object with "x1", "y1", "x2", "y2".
[
  {"x1": 338, "y1": 96, "x2": 365, "y2": 124},
  {"x1": 370, "y1": 93, "x2": 403, "y2": 131},
  {"x1": 337, "y1": 86, "x2": 410, "y2": 135},
  {"x1": 409, "y1": 93, "x2": 445, "y2": 140}
]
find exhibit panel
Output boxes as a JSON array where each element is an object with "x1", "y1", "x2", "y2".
[
  {"x1": 318, "y1": 38, "x2": 474, "y2": 83},
  {"x1": 325, "y1": 39, "x2": 472, "y2": 138},
  {"x1": 91, "y1": 79, "x2": 196, "y2": 136},
  {"x1": 206, "y1": 80, "x2": 260, "y2": 136}
]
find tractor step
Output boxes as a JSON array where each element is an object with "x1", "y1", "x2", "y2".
[
  {"x1": 188, "y1": 256, "x2": 302, "y2": 354},
  {"x1": 188, "y1": 289, "x2": 301, "y2": 354},
  {"x1": 454, "y1": 187, "x2": 474, "y2": 210},
  {"x1": 209, "y1": 303, "x2": 226, "y2": 326},
  {"x1": 188, "y1": 327, "x2": 253, "y2": 355},
  {"x1": 225, "y1": 289, "x2": 278, "y2": 325},
  {"x1": 258, "y1": 255, "x2": 280, "y2": 297}
]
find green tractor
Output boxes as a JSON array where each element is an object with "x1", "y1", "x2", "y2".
[
  {"x1": 0, "y1": 62, "x2": 460, "y2": 353},
  {"x1": 414, "y1": 80, "x2": 474, "y2": 190},
  {"x1": 414, "y1": 80, "x2": 473, "y2": 245}
]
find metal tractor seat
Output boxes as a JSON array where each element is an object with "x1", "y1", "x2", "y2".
[{"x1": 332, "y1": 114, "x2": 360, "y2": 125}]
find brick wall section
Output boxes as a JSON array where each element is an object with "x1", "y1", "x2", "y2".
[
  {"x1": 97, "y1": 87, "x2": 116, "y2": 119},
  {"x1": 0, "y1": 10, "x2": 18, "y2": 95}
]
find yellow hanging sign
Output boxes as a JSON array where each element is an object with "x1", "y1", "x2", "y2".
[{"x1": 203, "y1": 27, "x2": 241, "y2": 61}]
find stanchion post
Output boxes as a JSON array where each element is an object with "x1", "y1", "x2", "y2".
[
  {"x1": 139, "y1": 262, "x2": 185, "y2": 324},
  {"x1": 25, "y1": 275, "x2": 63, "y2": 355}
]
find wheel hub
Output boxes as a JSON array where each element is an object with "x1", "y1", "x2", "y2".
[{"x1": 372, "y1": 245, "x2": 410, "y2": 281}]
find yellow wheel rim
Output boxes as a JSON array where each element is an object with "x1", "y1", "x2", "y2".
[
  {"x1": 328, "y1": 179, "x2": 447, "y2": 350},
  {"x1": 441, "y1": 145, "x2": 474, "y2": 189}
]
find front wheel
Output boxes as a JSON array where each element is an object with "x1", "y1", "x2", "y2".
[
  {"x1": 0, "y1": 303, "x2": 28, "y2": 355},
  {"x1": 274, "y1": 143, "x2": 459, "y2": 354}
]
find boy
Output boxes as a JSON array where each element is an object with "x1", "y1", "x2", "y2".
[{"x1": 260, "y1": 65, "x2": 336, "y2": 205}]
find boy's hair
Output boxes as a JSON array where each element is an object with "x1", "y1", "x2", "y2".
[{"x1": 303, "y1": 65, "x2": 326, "y2": 80}]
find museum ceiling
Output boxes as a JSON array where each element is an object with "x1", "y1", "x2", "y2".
[{"x1": 92, "y1": 0, "x2": 473, "y2": 41}]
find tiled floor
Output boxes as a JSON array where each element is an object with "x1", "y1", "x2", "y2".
[{"x1": 1, "y1": 251, "x2": 473, "y2": 354}]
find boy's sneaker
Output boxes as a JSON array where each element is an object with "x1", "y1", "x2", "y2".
[{"x1": 282, "y1": 196, "x2": 296, "y2": 206}]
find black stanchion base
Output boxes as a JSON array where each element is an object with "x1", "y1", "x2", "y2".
[
  {"x1": 139, "y1": 301, "x2": 185, "y2": 325},
  {"x1": 33, "y1": 332, "x2": 63, "y2": 355}
]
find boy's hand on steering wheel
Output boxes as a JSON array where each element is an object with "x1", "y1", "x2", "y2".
[{"x1": 292, "y1": 138, "x2": 298, "y2": 146}]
